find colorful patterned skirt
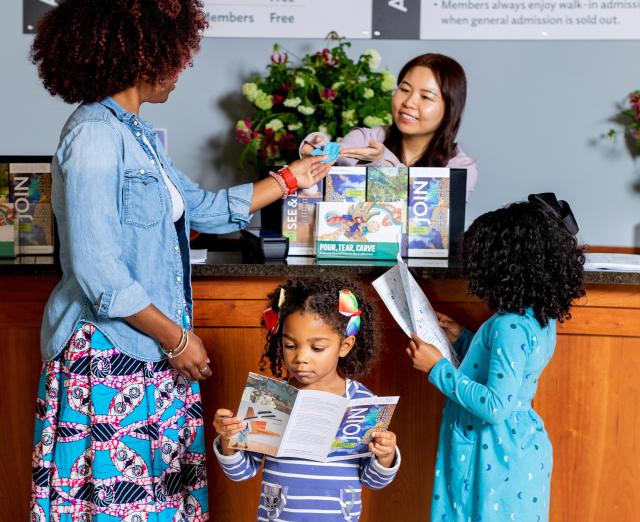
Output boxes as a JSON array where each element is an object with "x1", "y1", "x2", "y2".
[{"x1": 31, "y1": 322, "x2": 208, "y2": 521}]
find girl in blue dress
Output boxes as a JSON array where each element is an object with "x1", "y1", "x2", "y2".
[{"x1": 406, "y1": 194, "x2": 585, "y2": 522}]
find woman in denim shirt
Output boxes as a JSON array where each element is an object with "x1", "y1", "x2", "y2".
[{"x1": 28, "y1": 1, "x2": 331, "y2": 520}]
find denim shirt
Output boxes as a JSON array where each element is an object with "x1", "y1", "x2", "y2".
[{"x1": 41, "y1": 97, "x2": 253, "y2": 361}]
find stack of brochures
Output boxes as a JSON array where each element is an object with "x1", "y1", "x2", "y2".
[
  {"x1": 584, "y1": 253, "x2": 640, "y2": 272},
  {"x1": 280, "y1": 166, "x2": 466, "y2": 259}
]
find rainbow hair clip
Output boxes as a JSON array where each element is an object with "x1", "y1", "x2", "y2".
[
  {"x1": 339, "y1": 289, "x2": 362, "y2": 337},
  {"x1": 262, "y1": 288, "x2": 286, "y2": 334}
]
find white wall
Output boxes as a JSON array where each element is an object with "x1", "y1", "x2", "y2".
[{"x1": 2, "y1": 2, "x2": 639, "y2": 246}]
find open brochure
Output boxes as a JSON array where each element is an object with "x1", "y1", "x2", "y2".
[
  {"x1": 229, "y1": 372, "x2": 399, "y2": 462},
  {"x1": 372, "y1": 254, "x2": 458, "y2": 365}
]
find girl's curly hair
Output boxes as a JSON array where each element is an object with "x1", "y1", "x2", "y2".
[
  {"x1": 463, "y1": 201, "x2": 585, "y2": 327},
  {"x1": 30, "y1": 0, "x2": 207, "y2": 104},
  {"x1": 259, "y1": 277, "x2": 381, "y2": 380}
]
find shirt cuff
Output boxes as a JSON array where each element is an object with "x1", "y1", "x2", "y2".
[
  {"x1": 99, "y1": 280, "x2": 151, "y2": 318},
  {"x1": 212, "y1": 435, "x2": 245, "y2": 465},
  {"x1": 428, "y1": 357, "x2": 456, "y2": 392},
  {"x1": 370, "y1": 446, "x2": 401, "y2": 475},
  {"x1": 227, "y1": 183, "x2": 254, "y2": 227}
]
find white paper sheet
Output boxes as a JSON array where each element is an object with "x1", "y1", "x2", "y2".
[
  {"x1": 373, "y1": 256, "x2": 458, "y2": 365},
  {"x1": 189, "y1": 249, "x2": 207, "y2": 264}
]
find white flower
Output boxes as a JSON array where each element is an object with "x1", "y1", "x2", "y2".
[
  {"x1": 283, "y1": 97, "x2": 302, "y2": 108},
  {"x1": 380, "y1": 70, "x2": 396, "y2": 92},
  {"x1": 298, "y1": 105, "x2": 315, "y2": 116},
  {"x1": 235, "y1": 119, "x2": 249, "y2": 132},
  {"x1": 295, "y1": 76, "x2": 306, "y2": 87},
  {"x1": 342, "y1": 109, "x2": 356, "y2": 121},
  {"x1": 242, "y1": 82, "x2": 259, "y2": 102},
  {"x1": 265, "y1": 119, "x2": 284, "y2": 132},
  {"x1": 254, "y1": 92, "x2": 273, "y2": 110},
  {"x1": 363, "y1": 88, "x2": 374, "y2": 99},
  {"x1": 363, "y1": 115, "x2": 384, "y2": 128},
  {"x1": 363, "y1": 49, "x2": 382, "y2": 70},
  {"x1": 288, "y1": 122, "x2": 302, "y2": 131},
  {"x1": 331, "y1": 81, "x2": 344, "y2": 90}
]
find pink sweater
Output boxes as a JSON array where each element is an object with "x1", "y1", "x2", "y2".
[{"x1": 300, "y1": 126, "x2": 478, "y2": 200}]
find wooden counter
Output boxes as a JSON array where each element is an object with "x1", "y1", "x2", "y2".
[{"x1": 2, "y1": 265, "x2": 639, "y2": 520}]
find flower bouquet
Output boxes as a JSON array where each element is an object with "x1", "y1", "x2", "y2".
[{"x1": 235, "y1": 38, "x2": 395, "y2": 168}]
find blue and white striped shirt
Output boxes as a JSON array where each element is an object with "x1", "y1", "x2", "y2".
[{"x1": 214, "y1": 380, "x2": 401, "y2": 521}]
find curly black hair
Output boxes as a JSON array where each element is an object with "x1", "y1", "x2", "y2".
[
  {"x1": 463, "y1": 201, "x2": 585, "y2": 327},
  {"x1": 258, "y1": 277, "x2": 381, "y2": 380},
  {"x1": 30, "y1": 0, "x2": 207, "y2": 104}
]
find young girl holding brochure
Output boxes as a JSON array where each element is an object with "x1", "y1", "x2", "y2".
[
  {"x1": 213, "y1": 277, "x2": 400, "y2": 521},
  {"x1": 406, "y1": 194, "x2": 585, "y2": 522}
]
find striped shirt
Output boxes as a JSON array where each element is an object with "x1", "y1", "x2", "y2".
[{"x1": 214, "y1": 380, "x2": 401, "y2": 521}]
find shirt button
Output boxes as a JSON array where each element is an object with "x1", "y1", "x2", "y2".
[
  {"x1": 176, "y1": 276, "x2": 182, "y2": 282},
  {"x1": 139, "y1": 169, "x2": 145, "y2": 174},
  {"x1": 134, "y1": 119, "x2": 139, "y2": 126},
  {"x1": 136, "y1": 131, "x2": 141, "y2": 137},
  {"x1": 174, "y1": 246, "x2": 179, "y2": 251},
  {"x1": 151, "y1": 159, "x2": 156, "y2": 164}
]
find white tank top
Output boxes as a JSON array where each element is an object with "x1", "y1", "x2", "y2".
[{"x1": 142, "y1": 134, "x2": 184, "y2": 222}]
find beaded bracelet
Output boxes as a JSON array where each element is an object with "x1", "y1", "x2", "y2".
[
  {"x1": 161, "y1": 327, "x2": 188, "y2": 358},
  {"x1": 268, "y1": 171, "x2": 289, "y2": 199}
]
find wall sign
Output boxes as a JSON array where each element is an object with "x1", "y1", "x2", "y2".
[{"x1": 23, "y1": 0, "x2": 640, "y2": 39}]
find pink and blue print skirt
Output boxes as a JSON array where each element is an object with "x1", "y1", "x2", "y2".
[{"x1": 31, "y1": 322, "x2": 208, "y2": 521}]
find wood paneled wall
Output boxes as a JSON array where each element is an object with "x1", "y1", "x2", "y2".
[{"x1": 2, "y1": 275, "x2": 639, "y2": 521}]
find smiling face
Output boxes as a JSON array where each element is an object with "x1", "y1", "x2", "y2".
[
  {"x1": 391, "y1": 65, "x2": 446, "y2": 144},
  {"x1": 281, "y1": 310, "x2": 355, "y2": 394}
]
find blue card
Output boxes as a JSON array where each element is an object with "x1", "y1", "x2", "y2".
[{"x1": 310, "y1": 141, "x2": 341, "y2": 163}]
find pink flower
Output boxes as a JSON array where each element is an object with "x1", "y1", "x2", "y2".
[
  {"x1": 270, "y1": 51, "x2": 288, "y2": 65},
  {"x1": 630, "y1": 129, "x2": 639, "y2": 139},
  {"x1": 321, "y1": 88, "x2": 337, "y2": 100},
  {"x1": 234, "y1": 118, "x2": 254, "y2": 144},
  {"x1": 315, "y1": 48, "x2": 337, "y2": 67}
]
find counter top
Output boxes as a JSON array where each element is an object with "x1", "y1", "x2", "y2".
[{"x1": 1, "y1": 251, "x2": 640, "y2": 285}]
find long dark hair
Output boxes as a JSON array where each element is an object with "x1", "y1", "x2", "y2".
[{"x1": 384, "y1": 53, "x2": 467, "y2": 167}]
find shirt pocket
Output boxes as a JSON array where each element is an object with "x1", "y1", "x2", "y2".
[
  {"x1": 449, "y1": 421, "x2": 476, "y2": 503},
  {"x1": 123, "y1": 168, "x2": 163, "y2": 228}
]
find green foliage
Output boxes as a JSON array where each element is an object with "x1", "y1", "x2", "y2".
[
  {"x1": 234, "y1": 39, "x2": 395, "y2": 167},
  {"x1": 607, "y1": 90, "x2": 640, "y2": 157}
]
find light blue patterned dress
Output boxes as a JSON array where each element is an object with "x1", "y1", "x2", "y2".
[{"x1": 428, "y1": 309, "x2": 555, "y2": 521}]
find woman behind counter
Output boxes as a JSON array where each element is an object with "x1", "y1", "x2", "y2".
[
  {"x1": 29, "y1": 0, "x2": 330, "y2": 519},
  {"x1": 302, "y1": 53, "x2": 478, "y2": 199}
]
